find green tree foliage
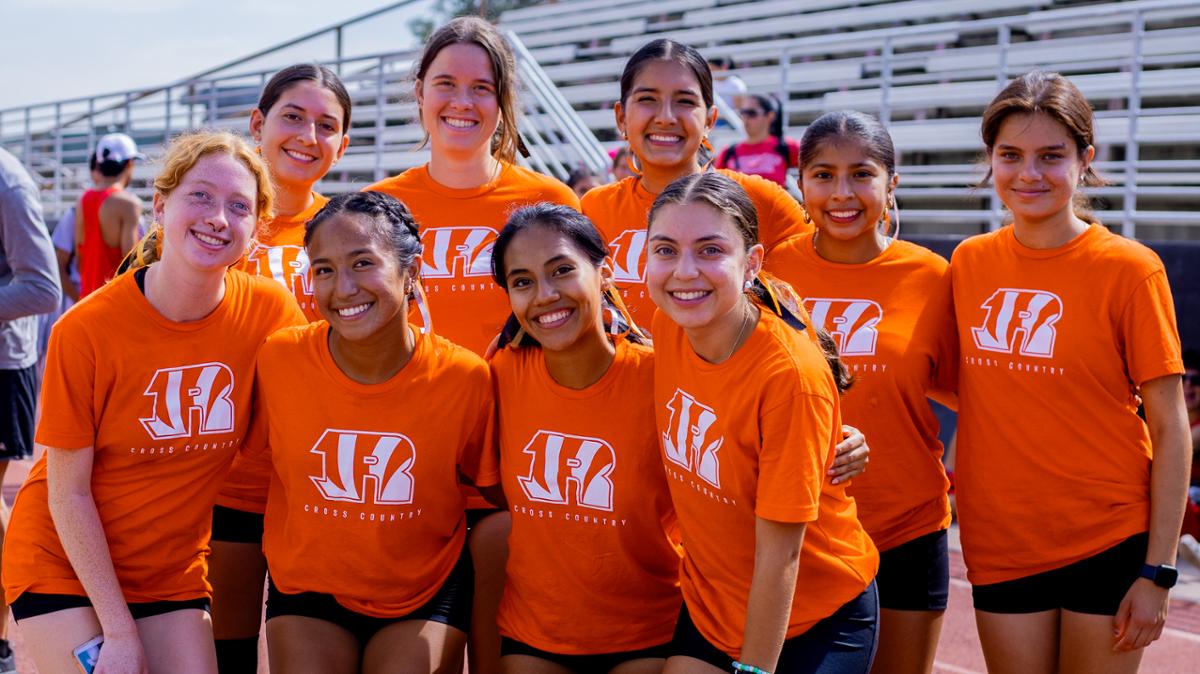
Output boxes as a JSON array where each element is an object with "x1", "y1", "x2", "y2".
[{"x1": 409, "y1": 0, "x2": 543, "y2": 41}]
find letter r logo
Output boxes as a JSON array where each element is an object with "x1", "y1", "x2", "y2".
[
  {"x1": 139, "y1": 363, "x2": 236, "y2": 440},
  {"x1": 662, "y1": 389, "x2": 723, "y2": 489},
  {"x1": 309, "y1": 429, "x2": 416, "y2": 505},
  {"x1": 971, "y1": 288, "x2": 1063, "y2": 358},
  {"x1": 517, "y1": 431, "x2": 616, "y2": 511}
]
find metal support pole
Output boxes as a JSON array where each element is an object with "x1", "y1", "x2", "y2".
[
  {"x1": 54, "y1": 103, "x2": 63, "y2": 215},
  {"x1": 125, "y1": 92, "x2": 133, "y2": 132},
  {"x1": 1123, "y1": 11, "x2": 1144, "y2": 239},
  {"x1": 23, "y1": 107, "x2": 32, "y2": 164},
  {"x1": 988, "y1": 24, "x2": 1011, "y2": 232},
  {"x1": 374, "y1": 57, "x2": 385, "y2": 182},
  {"x1": 880, "y1": 37, "x2": 894, "y2": 125},
  {"x1": 336, "y1": 27, "x2": 344, "y2": 75}
]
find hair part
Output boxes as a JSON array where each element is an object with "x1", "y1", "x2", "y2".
[
  {"x1": 649, "y1": 172, "x2": 852, "y2": 392},
  {"x1": 121, "y1": 130, "x2": 274, "y2": 273},
  {"x1": 305, "y1": 191, "x2": 423, "y2": 275},
  {"x1": 415, "y1": 17, "x2": 521, "y2": 164},
  {"x1": 620, "y1": 39, "x2": 714, "y2": 110},
  {"x1": 258, "y1": 64, "x2": 352, "y2": 130},
  {"x1": 799, "y1": 110, "x2": 897, "y2": 179}
]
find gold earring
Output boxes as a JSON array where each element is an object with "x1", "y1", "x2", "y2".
[{"x1": 701, "y1": 136, "x2": 715, "y2": 154}]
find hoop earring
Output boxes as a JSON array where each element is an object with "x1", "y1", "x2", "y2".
[
  {"x1": 626, "y1": 152, "x2": 643, "y2": 177},
  {"x1": 800, "y1": 204, "x2": 812, "y2": 225}
]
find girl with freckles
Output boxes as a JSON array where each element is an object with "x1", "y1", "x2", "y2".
[
  {"x1": 2, "y1": 131, "x2": 302, "y2": 674},
  {"x1": 951, "y1": 70, "x2": 1189, "y2": 674}
]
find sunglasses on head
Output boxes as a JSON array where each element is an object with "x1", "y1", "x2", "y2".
[{"x1": 738, "y1": 108, "x2": 764, "y2": 119}]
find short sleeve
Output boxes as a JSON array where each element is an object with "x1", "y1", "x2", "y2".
[
  {"x1": 458, "y1": 365, "x2": 500, "y2": 488},
  {"x1": 755, "y1": 388, "x2": 836, "y2": 523},
  {"x1": 35, "y1": 321, "x2": 98, "y2": 450},
  {"x1": 923, "y1": 265, "x2": 959, "y2": 403},
  {"x1": 1120, "y1": 269, "x2": 1183, "y2": 386},
  {"x1": 741, "y1": 174, "x2": 809, "y2": 252},
  {"x1": 51, "y1": 209, "x2": 75, "y2": 253}
]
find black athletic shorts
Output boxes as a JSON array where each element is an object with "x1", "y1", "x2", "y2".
[
  {"x1": 972, "y1": 532, "x2": 1148, "y2": 615},
  {"x1": 266, "y1": 544, "x2": 473, "y2": 643},
  {"x1": 210, "y1": 504, "x2": 266, "y2": 544},
  {"x1": 876, "y1": 529, "x2": 949, "y2": 611},
  {"x1": 0, "y1": 364, "x2": 37, "y2": 460},
  {"x1": 11, "y1": 592, "x2": 209, "y2": 622},
  {"x1": 670, "y1": 582, "x2": 879, "y2": 674},
  {"x1": 501, "y1": 637, "x2": 671, "y2": 672}
]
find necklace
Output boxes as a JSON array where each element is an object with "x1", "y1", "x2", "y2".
[{"x1": 720, "y1": 301, "x2": 754, "y2": 363}]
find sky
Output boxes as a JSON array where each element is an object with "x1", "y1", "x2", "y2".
[{"x1": 0, "y1": 0, "x2": 437, "y2": 111}]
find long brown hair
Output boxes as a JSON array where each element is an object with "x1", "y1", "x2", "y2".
[{"x1": 414, "y1": 17, "x2": 521, "y2": 164}]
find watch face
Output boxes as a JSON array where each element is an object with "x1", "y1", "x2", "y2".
[{"x1": 1159, "y1": 565, "x2": 1179, "y2": 588}]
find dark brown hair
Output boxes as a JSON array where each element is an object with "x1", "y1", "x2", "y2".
[
  {"x1": 648, "y1": 172, "x2": 852, "y2": 392},
  {"x1": 258, "y1": 64, "x2": 352, "y2": 131},
  {"x1": 415, "y1": 16, "x2": 521, "y2": 164}
]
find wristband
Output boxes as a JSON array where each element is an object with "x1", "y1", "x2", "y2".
[{"x1": 732, "y1": 662, "x2": 770, "y2": 674}]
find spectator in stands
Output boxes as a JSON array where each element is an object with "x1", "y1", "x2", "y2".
[
  {"x1": 566, "y1": 166, "x2": 602, "y2": 197},
  {"x1": 364, "y1": 16, "x2": 578, "y2": 673},
  {"x1": 207, "y1": 63, "x2": 351, "y2": 674},
  {"x1": 764, "y1": 110, "x2": 956, "y2": 674},
  {"x1": 75, "y1": 133, "x2": 144, "y2": 298},
  {"x1": 953, "y1": 71, "x2": 1190, "y2": 674},
  {"x1": 708, "y1": 55, "x2": 747, "y2": 128},
  {"x1": 0, "y1": 145, "x2": 62, "y2": 674},
  {"x1": 3, "y1": 131, "x2": 299, "y2": 674},
  {"x1": 715, "y1": 94, "x2": 801, "y2": 188},
  {"x1": 611, "y1": 145, "x2": 635, "y2": 181}
]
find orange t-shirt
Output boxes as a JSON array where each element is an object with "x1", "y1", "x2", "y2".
[
  {"x1": 217, "y1": 193, "x2": 330, "y2": 514},
  {"x1": 253, "y1": 322, "x2": 498, "y2": 617},
  {"x1": 651, "y1": 308, "x2": 878, "y2": 658},
  {"x1": 581, "y1": 170, "x2": 810, "y2": 328},
  {"x1": 765, "y1": 234, "x2": 955, "y2": 551},
  {"x1": 951, "y1": 224, "x2": 1183, "y2": 585},
  {"x1": 2, "y1": 270, "x2": 302, "y2": 605},
  {"x1": 365, "y1": 163, "x2": 580, "y2": 356},
  {"x1": 236, "y1": 192, "x2": 329, "y2": 322},
  {"x1": 492, "y1": 339, "x2": 681, "y2": 654}
]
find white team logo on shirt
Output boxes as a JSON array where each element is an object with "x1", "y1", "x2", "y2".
[
  {"x1": 517, "y1": 430, "x2": 616, "y2": 511},
  {"x1": 309, "y1": 429, "x2": 416, "y2": 505},
  {"x1": 420, "y1": 226, "x2": 496, "y2": 279},
  {"x1": 244, "y1": 244, "x2": 313, "y2": 298},
  {"x1": 805, "y1": 298, "x2": 883, "y2": 357},
  {"x1": 971, "y1": 288, "x2": 1063, "y2": 358},
  {"x1": 608, "y1": 229, "x2": 648, "y2": 283},
  {"x1": 662, "y1": 389, "x2": 723, "y2": 489},
  {"x1": 140, "y1": 363, "x2": 235, "y2": 440}
]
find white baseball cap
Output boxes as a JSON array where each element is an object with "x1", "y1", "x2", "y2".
[{"x1": 94, "y1": 133, "x2": 146, "y2": 164}]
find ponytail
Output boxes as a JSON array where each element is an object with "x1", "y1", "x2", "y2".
[
  {"x1": 116, "y1": 224, "x2": 164, "y2": 275},
  {"x1": 748, "y1": 272, "x2": 852, "y2": 393}
]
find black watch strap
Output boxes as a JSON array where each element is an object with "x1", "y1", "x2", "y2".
[{"x1": 1140, "y1": 563, "x2": 1179, "y2": 589}]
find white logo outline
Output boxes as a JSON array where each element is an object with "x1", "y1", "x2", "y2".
[
  {"x1": 805, "y1": 297, "x2": 884, "y2": 357},
  {"x1": 139, "y1": 362, "x2": 236, "y2": 440},
  {"x1": 517, "y1": 430, "x2": 616, "y2": 512},
  {"x1": 309, "y1": 429, "x2": 417, "y2": 505},
  {"x1": 662, "y1": 388, "x2": 723, "y2": 489},
  {"x1": 970, "y1": 288, "x2": 1063, "y2": 358}
]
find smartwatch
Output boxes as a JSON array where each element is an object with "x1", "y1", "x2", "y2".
[{"x1": 1140, "y1": 563, "x2": 1179, "y2": 589}]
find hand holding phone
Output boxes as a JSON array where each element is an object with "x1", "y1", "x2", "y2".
[{"x1": 72, "y1": 635, "x2": 103, "y2": 674}]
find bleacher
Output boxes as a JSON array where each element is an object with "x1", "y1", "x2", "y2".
[{"x1": 1, "y1": 0, "x2": 1197, "y2": 239}]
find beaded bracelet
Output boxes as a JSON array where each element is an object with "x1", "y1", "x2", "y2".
[{"x1": 732, "y1": 662, "x2": 770, "y2": 674}]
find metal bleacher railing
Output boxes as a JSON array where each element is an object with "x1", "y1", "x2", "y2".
[{"x1": 1, "y1": 0, "x2": 1198, "y2": 239}]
